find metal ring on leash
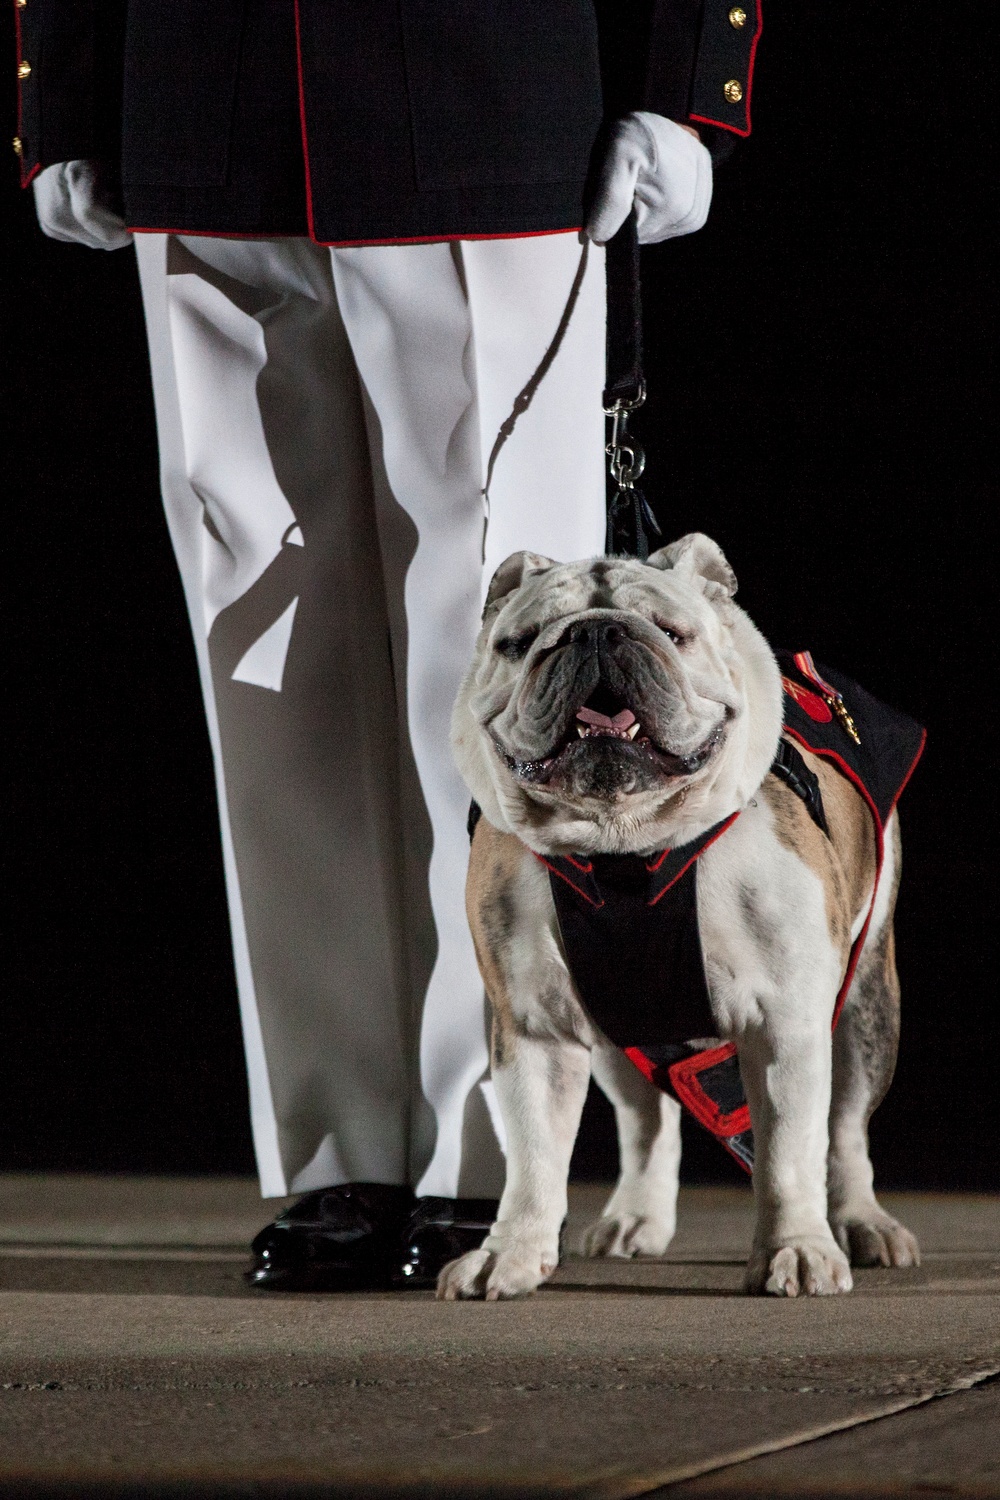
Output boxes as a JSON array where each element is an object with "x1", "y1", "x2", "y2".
[{"x1": 603, "y1": 215, "x2": 661, "y2": 558}]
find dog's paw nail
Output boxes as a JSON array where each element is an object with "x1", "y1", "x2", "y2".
[
  {"x1": 833, "y1": 1214, "x2": 921, "y2": 1270},
  {"x1": 580, "y1": 1213, "x2": 673, "y2": 1260},
  {"x1": 435, "y1": 1248, "x2": 494, "y2": 1301},
  {"x1": 752, "y1": 1239, "x2": 852, "y2": 1297},
  {"x1": 439, "y1": 1242, "x2": 551, "y2": 1301}
]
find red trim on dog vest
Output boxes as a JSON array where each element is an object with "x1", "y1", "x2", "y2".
[
  {"x1": 535, "y1": 855, "x2": 604, "y2": 909},
  {"x1": 647, "y1": 812, "x2": 740, "y2": 907},
  {"x1": 667, "y1": 1045, "x2": 752, "y2": 1137}
]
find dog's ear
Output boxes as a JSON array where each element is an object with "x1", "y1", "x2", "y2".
[
  {"x1": 646, "y1": 533, "x2": 737, "y2": 601},
  {"x1": 483, "y1": 551, "x2": 556, "y2": 615}
]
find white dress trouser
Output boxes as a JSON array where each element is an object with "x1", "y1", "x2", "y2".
[{"x1": 134, "y1": 230, "x2": 606, "y2": 1199}]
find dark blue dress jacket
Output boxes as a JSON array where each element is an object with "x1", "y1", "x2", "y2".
[{"x1": 14, "y1": 0, "x2": 762, "y2": 243}]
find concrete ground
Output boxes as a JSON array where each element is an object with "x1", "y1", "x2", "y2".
[{"x1": 0, "y1": 1177, "x2": 997, "y2": 1499}]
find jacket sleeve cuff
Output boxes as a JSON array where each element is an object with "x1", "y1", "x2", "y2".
[
  {"x1": 685, "y1": 0, "x2": 762, "y2": 139},
  {"x1": 13, "y1": 0, "x2": 124, "y2": 188},
  {"x1": 13, "y1": 0, "x2": 40, "y2": 187},
  {"x1": 640, "y1": 0, "x2": 762, "y2": 143}
]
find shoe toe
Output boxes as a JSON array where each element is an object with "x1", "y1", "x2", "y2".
[
  {"x1": 398, "y1": 1197, "x2": 498, "y2": 1287},
  {"x1": 247, "y1": 1183, "x2": 415, "y2": 1291}
]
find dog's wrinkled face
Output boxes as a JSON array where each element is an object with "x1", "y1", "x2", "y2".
[{"x1": 452, "y1": 533, "x2": 783, "y2": 855}]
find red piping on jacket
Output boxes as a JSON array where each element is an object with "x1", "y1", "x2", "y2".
[
  {"x1": 14, "y1": 0, "x2": 37, "y2": 189},
  {"x1": 291, "y1": 0, "x2": 318, "y2": 243},
  {"x1": 127, "y1": 225, "x2": 585, "y2": 247},
  {"x1": 315, "y1": 228, "x2": 585, "y2": 247},
  {"x1": 278, "y1": 0, "x2": 587, "y2": 250}
]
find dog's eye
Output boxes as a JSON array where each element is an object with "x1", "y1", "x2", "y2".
[
  {"x1": 495, "y1": 629, "x2": 539, "y2": 661},
  {"x1": 654, "y1": 619, "x2": 686, "y2": 646}
]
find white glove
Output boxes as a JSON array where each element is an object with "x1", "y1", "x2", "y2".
[
  {"x1": 587, "y1": 112, "x2": 713, "y2": 246},
  {"x1": 33, "y1": 160, "x2": 132, "y2": 251}
]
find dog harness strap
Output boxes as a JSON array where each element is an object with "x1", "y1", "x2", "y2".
[{"x1": 770, "y1": 738, "x2": 830, "y2": 837}]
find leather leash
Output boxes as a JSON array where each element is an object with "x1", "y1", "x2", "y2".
[{"x1": 603, "y1": 211, "x2": 661, "y2": 559}]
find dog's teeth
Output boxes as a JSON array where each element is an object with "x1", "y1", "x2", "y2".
[
  {"x1": 577, "y1": 725, "x2": 588, "y2": 737},
  {"x1": 626, "y1": 723, "x2": 641, "y2": 739}
]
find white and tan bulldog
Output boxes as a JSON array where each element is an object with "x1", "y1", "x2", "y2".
[{"x1": 440, "y1": 533, "x2": 921, "y2": 1300}]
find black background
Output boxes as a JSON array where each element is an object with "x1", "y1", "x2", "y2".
[{"x1": 3, "y1": 3, "x2": 994, "y2": 1190}]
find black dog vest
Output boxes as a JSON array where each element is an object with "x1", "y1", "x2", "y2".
[{"x1": 532, "y1": 651, "x2": 925, "y2": 1173}]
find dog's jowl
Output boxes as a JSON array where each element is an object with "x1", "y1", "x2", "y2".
[{"x1": 441, "y1": 534, "x2": 924, "y2": 1301}]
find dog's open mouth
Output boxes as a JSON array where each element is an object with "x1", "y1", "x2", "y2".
[
  {"x1": 575, "y1": 705, "x2": 642, "y2": 740},
  {"x1": 494, "y1": 685, "x2": 725, "y2": 787}
]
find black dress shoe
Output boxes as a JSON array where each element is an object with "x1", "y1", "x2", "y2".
[
  {"x1": 247, "y1": 1182, "x2": 415, "y2": 1290},
  {"x1": 396, "y1": 1196, "x2": 499, "y2": 1288}
]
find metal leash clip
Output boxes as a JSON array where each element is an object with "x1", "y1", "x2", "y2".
[
  {"x1": 604, "y1": 384, "x2": 660, "y2": 558},
  {"x1": 605, "y1": 385, "x2": 647, "y2": 488}
]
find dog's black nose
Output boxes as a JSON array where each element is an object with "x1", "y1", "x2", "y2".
[{"x1": 565, "y1": 618, "x2": 626, "y2": 650}]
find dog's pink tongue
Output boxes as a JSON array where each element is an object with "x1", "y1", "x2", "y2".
[{"x1": 576, "y1": 707, "x2": 637, "y2": 731}]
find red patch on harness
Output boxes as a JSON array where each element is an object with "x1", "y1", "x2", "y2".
[{"x1": 781, "y1": 676, "x2": 832, "y2": 722}]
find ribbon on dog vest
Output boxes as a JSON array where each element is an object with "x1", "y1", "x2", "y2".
[{"x1": 536, "y1": 652, "x2": 926, "y2": 1174}]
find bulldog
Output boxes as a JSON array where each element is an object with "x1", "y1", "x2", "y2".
[{"x1": 440, "y1": 533, "x2": 924, "y2": 1300}]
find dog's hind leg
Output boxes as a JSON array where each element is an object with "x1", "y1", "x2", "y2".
[
  {"x1": 579, "y1": 1041, "x2": 681, "y2": 1258},
  {"x1": 827, "y1": 813, "x2": 920, "y2": 1267}
]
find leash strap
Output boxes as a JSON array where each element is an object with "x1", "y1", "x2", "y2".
[
  {"x1": 603, "y1": 210, "x2": 644, "y2": 409},
  {"x1": 603, "y1": 211, "x2": 661, "y2": 560}
]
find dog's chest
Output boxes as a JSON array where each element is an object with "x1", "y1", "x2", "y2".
[{"x1": 543, "y1": 834, "x2": 730, "y2": 1051}]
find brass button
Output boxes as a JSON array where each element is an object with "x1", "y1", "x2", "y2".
[
  {"x1": 13, "y1": 135, "x2": 23, "y2": 156},
  {"x1": 17, "y1": 60, "x2": 31, "y2": 79},
  {"x1": 723, "y1": 78, "x2": 744, "y2": 104},
  {"x1": 728, "y1": 6, "x2": 748, "y2": 26}
]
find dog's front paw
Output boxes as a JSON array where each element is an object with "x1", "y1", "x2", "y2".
[
  {"x1": 436, "y1": 1242, "x2": 556, "y2": 1301},
  {"x1": 746, "y1": 1237, "x2": 853, "y2": 1297},
  {"x1": 831, "y1": 1208, "x2": 921, "y2": 1268},
  {"x1": 580, "y1": 1212, "x2": 674, "y2": 1259}
]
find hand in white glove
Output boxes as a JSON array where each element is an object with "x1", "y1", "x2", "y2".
[
  {"x1": 33, "y1": 160, "x2": 132, "y2": 251},
  {"x1": 587, "y1": 112, "x2": 713, "y2": 246}
]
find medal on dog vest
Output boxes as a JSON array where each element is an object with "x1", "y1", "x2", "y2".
[{"x1": 538, "y1": 653, "x2": 926, "y2": 1174}]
